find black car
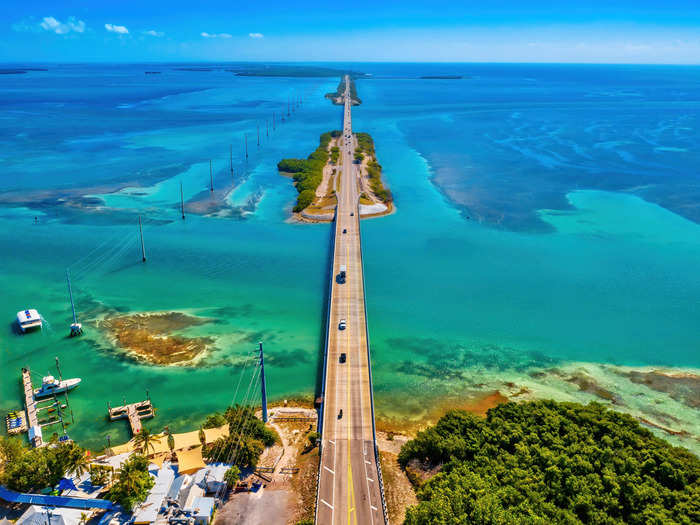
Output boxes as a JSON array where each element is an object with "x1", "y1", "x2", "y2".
[
  {"x1": 350, "y1": 212, "x2": 354, "y2": 216},
  {"x1": 339, "y1": 353, "x2": 347, "y2": 363},
  {"x1": 342, "y1": 229, "x2": 347, "y2": 234}
]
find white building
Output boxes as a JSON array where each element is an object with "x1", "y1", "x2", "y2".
[{"x1": 17, "y1": 506, "x2": 87, "y2": 525}]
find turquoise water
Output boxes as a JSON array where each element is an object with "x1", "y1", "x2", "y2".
[{"x1": 1, "y1": 64, "x2": 698, "y2": 452}]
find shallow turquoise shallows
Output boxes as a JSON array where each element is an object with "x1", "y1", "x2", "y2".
[{"x1": 1, "y1": 64, "x2": 698, "y2": 452}]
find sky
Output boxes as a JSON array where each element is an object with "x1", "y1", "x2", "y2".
[{"x1": 1, "y1": 0, "x2": 700, "y2": 63}]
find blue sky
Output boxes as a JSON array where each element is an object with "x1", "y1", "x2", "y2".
[{"x1": 2, "y1": 1, "x2": 700, "y2": 63}]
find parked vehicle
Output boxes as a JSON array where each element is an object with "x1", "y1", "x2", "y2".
[
  {"x1": 338, "y1": 319, "x2": 346, "y2": 330},
  {"x1": 339, "y1": 353, "x2": 347, "y2": 363}
]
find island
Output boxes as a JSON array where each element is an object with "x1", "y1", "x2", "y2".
[
  {"x1": 278, "y1": 130, "x2": 392, "y2": 221},
  {"x1": 325, "y1": 75, "x2": 362, "y2": 105}
]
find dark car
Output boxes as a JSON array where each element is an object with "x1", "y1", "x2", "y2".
[
  {"x1": 342, "y1": 228, "x2": 347, "y2": 234},
  {"x1": 339, "y1": 353, "x2": 347, "y2": 363},
  {"x1": 338, "y1": 409, "x2": 343, "y2": 419},
  {"x1": 350, "y1": 212, "x2": 354, "y2": 216}
]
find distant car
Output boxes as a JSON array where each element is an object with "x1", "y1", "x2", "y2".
[
  {"x1": 350, "y1": 212, "x2": 354, "y2": 216},
  {"x1": 338, "y1": 319, "x2": 346, "y2": 330},
  {"x1": 342, "y1": 229, "x2": 347, "y2": 234},
  {"x1": 339, "y1": 353, "x2": 347, "y2": 363},
  {"x1": 338, "y1": 409, "x2": 343, "y2": 419}
]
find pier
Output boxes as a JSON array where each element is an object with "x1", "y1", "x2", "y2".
[
  {"x1": 108, "y1": 398, "x2": 154, "y2": 435},
  {"x1": 315, "y1": 77, "x2": 387, "y2": 524},
  {"x1": 21, "y1": 367, "x2": 42, "y2": 447}
]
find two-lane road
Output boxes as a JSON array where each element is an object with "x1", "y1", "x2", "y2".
[{"x1": 316, "y1": 78, "x2": 386, "y2": 525}]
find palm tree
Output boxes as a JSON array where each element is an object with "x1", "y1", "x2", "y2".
[
  {"x1": 199, "y1": 426, "x2": 206, "y2": 447},
  {"x1": 133, "y1": 427, "x2": 161, "y2": 456}
]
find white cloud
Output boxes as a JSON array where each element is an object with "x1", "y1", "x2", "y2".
[
  {"x1": 39, "y1": 16, "x2": 86, "y2": 34},
  {"x1": 249, "y1": 32, "x2": 264, "y2": 39},
  {"x1": 105, "y1": 23, "x2": 129, "y2": 34},
  {"x1": 201, "y1": 32, "x2": 232, "y2": 39},
  {"x1": 143, "y1": 30, "x2": 164, "y2": 37}
]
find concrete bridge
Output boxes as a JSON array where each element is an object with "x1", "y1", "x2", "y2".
[{"x1": 315, "y1": 77, "x2": 387, "y2": 525}]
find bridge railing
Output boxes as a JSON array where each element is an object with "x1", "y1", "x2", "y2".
[
  {"x1": 314, "y1": 209, "x2": 338, "y2": 525},
  {"x1": 356, "y1": 203, "x2": 390, "y2": 525}
]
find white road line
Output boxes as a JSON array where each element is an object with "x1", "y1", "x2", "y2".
[
  {"x1": 329, "y1": 440, "x2": 335, "y2": 445},
  {"x1": 324, "y1": 466, "x2": 335, "y2": 475},
  {"x1": 321, "y1": 499, "x2": 334, "y2": 510},
  {"x1": 371, "y1": 505, "x2": 378, "y2": 511},
  {"x1": 367, "y1": 477, "x2": 374, "y2": 483},
  {"x1": 364, "y1": 460, "x2": 372, "y2": 465}
]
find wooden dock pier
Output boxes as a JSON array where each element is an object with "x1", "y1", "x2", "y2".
[
  {"x1": 108, "y1": 399, "x2": 154, "y2": 435},
  {"x1": 21, "y1": 367, "x2": 42, "y2": 447}
]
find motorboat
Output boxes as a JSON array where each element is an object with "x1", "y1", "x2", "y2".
[
  {"x1": 33, "y1": 375, "x2": 81, "y2": 399},
  {"x1": 17, "y1": 309, "x2": 42, "y2": 332}
]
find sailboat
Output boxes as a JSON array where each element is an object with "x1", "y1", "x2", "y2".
[{"x1": 66, "y1": 269, "x2": 83, "y2": 336}]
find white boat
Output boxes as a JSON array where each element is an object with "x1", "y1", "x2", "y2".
[
  {"x1": 33, "y1": 375, "x2": 81, "y2": 399},
  {"x1": 17, "y1": 309, "x2": 42, "y2": 332}
]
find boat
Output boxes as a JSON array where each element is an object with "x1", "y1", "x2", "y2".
[
  {"x1": 16, "y1": 309, "x2": 42, "y2": 332},
  {"x1": 33, "y1": 375, "x2": 81, "y2": 399}
]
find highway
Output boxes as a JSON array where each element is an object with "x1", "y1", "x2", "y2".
[{"x1": 316, "y1": 77, "x2": 386, "y2": 525}]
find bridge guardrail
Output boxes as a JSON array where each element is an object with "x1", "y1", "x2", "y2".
[
  {"x1": 314, "y1": 210, "x2": 338, "y2": 525},
  {"x1": 356, "y1": 205, "x2": 390, "y2": 525}
]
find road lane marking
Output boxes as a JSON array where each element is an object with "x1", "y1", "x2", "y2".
[
  {"x1": 321, "y1": 499, "x2": 333, "y2": 510},
  {"x1": 371, "y1": 505, "x2": 378, "y2": 511},
  {"x1": 324, "y1": 466, "x2": 335, "y2": 475},
  {"x1": 328, "y1": 440, "x2": 335, "y2": 445},
  {"x1": 367, "y1": 477, "x2": 374, "y2": 482},
  {"x1": 365, "y1": 460, "x2": 372, "y2": 465}
]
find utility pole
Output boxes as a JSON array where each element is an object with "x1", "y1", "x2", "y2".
[
  {"x1": 209, "y1": 160, "x2": 214, "y2": 192},
  {"x1": 259, "y1": 342, "x2": 268, "y2": 423},
  {"x1": 138, "y1": 215, "x2": 146, "y2": 262},
  {"x1": 180, "y1": 181, "x2": 185, "y2": 220}
]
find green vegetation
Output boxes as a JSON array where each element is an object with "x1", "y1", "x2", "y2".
[
  {"x1": 204, "y1": 405, "x2": 280, "y2": 469},
  {"x1": 231, "y1": 65, "x2": 365, "y2": 78},
  {"x1": 224, "y1": 465, "x2": 241, "y2": 488},
  {"x1": 325, "y1": 76, "x2": 362, "y2": 105},
  {"x1": 330, "y1": 146, "x2": 340, "y2": 164},
  {"x1": 354, "y1": 132, "x2": 391, "y2": 203},
  {"x1": 202, "y1": 412, "x2": 227, "y2": 428},
  {"x1": 0, "y1": 437, "x2": 89, "y2": 493},
  {"x1": 89, "y1": 464, "x2": 114, "y2": 486},
  {"x1": 399, "y1": 401, "x2": 699, "y2": 524},
  {"x1": 133, "y1": 427, "x2": 161, "y2": 455},
  {"x1": 107, "y1": 455, "x2": 154, "y2": 511},
  {"x1": 278, "y1": 131, "x2": 340, "y2": 212}
]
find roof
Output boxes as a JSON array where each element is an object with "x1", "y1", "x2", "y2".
[
  {"x1": 176, "y1": 447, "x2": 206, "y2": 475},
  {"x1": 192, "y1": 497, "x2": 215, "y2": 518},
  {"x1": 17, "y1": 309, "x2": 40, "y2": 323},
  {"x1": 17, "y1": 506, "x2": 86, "y2": 525},
  {"x1": 0, "y1": 486, "x2": 114, "y2": 510},
  {"x1": 131, "y1": 464, "x2": 175, "y2": 524}
]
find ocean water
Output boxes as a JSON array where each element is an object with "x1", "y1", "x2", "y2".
[{"x1": 0, "y1": 64, "x2": 698, "y2": 452}]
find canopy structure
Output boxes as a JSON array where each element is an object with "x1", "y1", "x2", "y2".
[
  {"x1": 108, "y1": 425, "x2": 228, "y2": 457},
  {"x1": 176, "y1": 447, "x2": 206, "y2": 475},
  {"x1": 203, "y1": 425, "x2": 228, "y2": 444}
]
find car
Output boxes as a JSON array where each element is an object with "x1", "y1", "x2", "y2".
[
  {"x1": 338, "y1": 409, "x2": 343, "y2": 419},
  {"x1": 339, "y1": 353, "x2": 347, "y2": 363},
  {"x1": 350, "y1": 212, "x2": 354, "y2": 216},
  {"x1": 342, "y1": 228, "x2": 347, "y2": 234},
  {"x1": 338, "y1": 319, "x2": 346, "y2": 330}
]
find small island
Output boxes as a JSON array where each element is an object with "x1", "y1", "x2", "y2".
[
  {"x1": 278, "y1": 130, "x2": 392, "y2": 221},
  {"x1": 325, "y1": 75, "x2": 362, "y2": 105}
]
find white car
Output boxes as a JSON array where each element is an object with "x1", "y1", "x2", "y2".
[{"x1": 338, "y1": 319, "x2": 346, "y2": 330}]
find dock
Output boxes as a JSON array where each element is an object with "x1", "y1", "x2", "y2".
[
  {"x1": 21, "y1": 367, "x2": 42, "y2": 447},
  {"x1": 108, "y1": 399, "x2": 154, "y2": 435}
]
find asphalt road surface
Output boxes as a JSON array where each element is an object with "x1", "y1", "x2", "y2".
[{"x1": 315, "y1": 78, "x2": 385, "y2": 525}]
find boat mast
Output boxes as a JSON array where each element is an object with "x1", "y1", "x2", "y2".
[
  {"x1": 230, "y1": 144, "x2": 233, "y2": 176},
  {"x1": 272, "y1": 112, "x2": 275, "y2": 131},
  {"x1": 245, "y1": 134, "x2": 248, "y2": 159},
  {"x1": 180, "y1": 181, "x2": 185, "y2": 220},
  {"x1": 209, "y1": 160, "x2": 214, "y2": 192},
  {"x1": 66, "y1": 269, "x2": 78, "y2": 326},
  {"x1": 257, "y1": 124, "x2": 260, "y2": 147},
  {"x1": 139, "y1": 215, "x2": 146, "y2": 262}
]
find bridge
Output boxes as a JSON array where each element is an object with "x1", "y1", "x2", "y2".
[{"x1": 316, "y1": 77, "x2": 387, "y2": 525}]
